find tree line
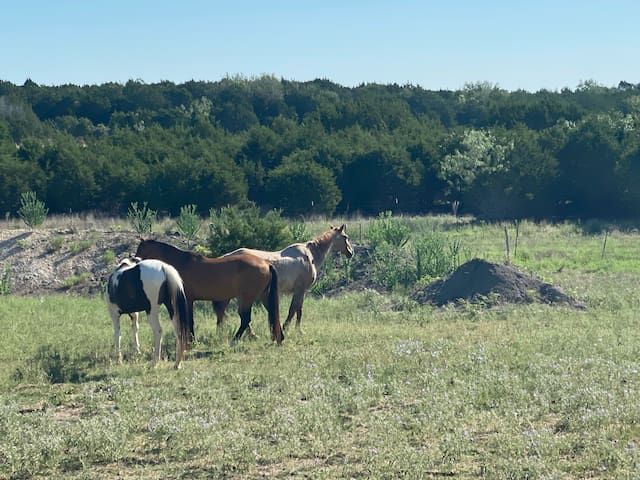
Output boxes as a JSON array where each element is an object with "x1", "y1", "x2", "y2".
[{"x1": 1, "y1": 76, "x2": 640, "y2": 220}]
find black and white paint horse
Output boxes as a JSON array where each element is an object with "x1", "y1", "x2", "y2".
[{"x1": 106, "y1": 257, "x2": 192, "y2": 368}]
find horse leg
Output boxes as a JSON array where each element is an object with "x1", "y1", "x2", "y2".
[
  {"x1": 188, "y1": 299, "x2": 196, "y2": 343},
  {"x1": 171, "y1": 314, "x2": 183, "y2": 370},
  {"x1": 129, "y1": 312, "x2": 140, "y2": 354},
  {"x1": 284, "y1": 291, "x2": 305, "y2": 331},
  {"x1": 244, "y1": 319, "x2": 259, "y2": 340},
  {"x1": 282, "y1": 298, "x2": 296, "y2": 331},
  {"x1": 294, "y1": 292, "x2": 306, "y2": 328},
  {"x1": 147, "y1": 306, "x2": 163, "y2": 366},
  {"x1": 230, "y1": 308, "x2": 252, "y2": 346},
  {"x1": 295, "y1": 306, "x2": 303, "y2": 328},
  {"x1": 212, "y1": 299, "x2": 230, "y2": 332},
  {"x1": 110, "y1": 306, "x2": 122, "y2": 363}
]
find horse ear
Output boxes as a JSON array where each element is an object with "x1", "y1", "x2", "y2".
[
  {"x1": 339, "y1": 224, "x2": 346, "y2": 232},
  {"x1": 329, "y1": 224, "x2": 334, "y2": 229}
]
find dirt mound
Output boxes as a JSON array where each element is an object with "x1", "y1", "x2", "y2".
[
  {"x1": 0, "y1": 229, "x2": 145, "y2": 296},
  {"x1": 410, "y1": 258, "x2": 585, "y2": 309}
]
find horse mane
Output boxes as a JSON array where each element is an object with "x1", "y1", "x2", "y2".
[
  {"x1": 306, "y1": 228, "x2": 335, "y2": 250},
  {"x1": 116, "y1": 255, "x2": 141, "y2": 270},
  {"x1": 143, "y1": 239, "x2": 205, "y2": 259},
  {"x1": 304, "y1": 228, "x2": 338, "y2": 265}
]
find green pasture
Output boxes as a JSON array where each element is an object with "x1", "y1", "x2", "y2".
[{"x1": 2, "y1": 218, "x2": 640, "y2": 478}]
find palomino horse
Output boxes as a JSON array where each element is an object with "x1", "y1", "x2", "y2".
[
  {"x1": 106, "y1": 257, "x2": 191, "y2": 368},
  {"x1": 214, "y1": 224, "x2": 354, "y2": 332},
  {"x1": 135, "y1": 239, "x2": 284, "y2": 345}
]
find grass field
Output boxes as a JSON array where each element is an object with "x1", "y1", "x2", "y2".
[{"x1": 1, "y1": 217, "x2": 640, "y2": 479}]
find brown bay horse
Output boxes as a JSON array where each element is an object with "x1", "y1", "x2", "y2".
[
  {"x1": 135, "y1": 239, "x2": 284, "y2": 345},
  {"x1": 215, "y1": 224, "x2": 354, "y2": 332}
]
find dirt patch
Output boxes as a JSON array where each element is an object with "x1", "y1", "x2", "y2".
[
  {"x1": 410, "y1": 258, "x2": 585, "y2": 309},
  {"x1": 0, "y1": 228, "x2": 147, "y2": 296}
]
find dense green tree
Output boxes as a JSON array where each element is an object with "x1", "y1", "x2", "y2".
[
  {"x1": 1, "y1": 78, "x2": 639, "y2": 219},
  {"x1": 617, "y1": 134, "x2": 640, "y2": 215},
  {"x1": 0, "y1": 154, "x2": 47, "y2": 214},
  {"x1": 39, "y1": 140, "x2": 98, "y2": 212},
  {"x1": 265, "y1": 152, "x2": 341, "y2": 216},
  {"x1": 436, "y1": 128, "x2": 510, "y2": 208},
  {"x1": 555, "y1": 115, "x2": 623, "y2": 217},
  {"x1": 340, "y1": 147, "x2": 423, "y2": 214}
]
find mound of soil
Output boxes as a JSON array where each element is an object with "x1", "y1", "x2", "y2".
[
  {"x1": 410, "y1": 258, "x2": 585, "y2": 309},
  {"x1": 0, "y1": 228, "x2": 146, "y2": 296}
]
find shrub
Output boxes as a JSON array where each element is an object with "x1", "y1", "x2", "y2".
[
  {"x1": 288, "y1": 219, "x2": 310, "y2": 243},
  {"x1": 69, "y1": 239, "x2": 94, "y2": 254},
  {"x1": 45, "y1": 236, "x2": 66, "y2": 253},
  {"x1": 127, "y1": 202, "x2": 156, "y2": 234},
  {"x1": 413, "y1": 233, "x2": 462, "y2": 282},
  {"x1": 63, "y1": 272, "x2": 91, "y2": 288},
  {"x1": 102, "y1": 250, "x2": 116, "y2": 265},
  {"x1": 207, "y1": 204, "x2": 293, "y2": 256},
  {"x1": 17, "y1": 191, "x2": 48, "y2": 228},
  {"x1": 370, "y1": 242, "x2": 415, "y2": 290},
  {"x1": 366, "y1": 211, "x2": 411, "y2": 249},
  {"x1": 176, "y1": 204, "x2": 201, "y2": 243}
]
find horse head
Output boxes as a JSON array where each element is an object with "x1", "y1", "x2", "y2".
[
  {"x1": 135, "y1": 238, "x2": 157, "y2": 259},
  {"x1": 330, "y1": 224, "x2": 354, "y2": 259},
  {"x1": 116, "y1": 255, "x2": 142, "y2": 270}
]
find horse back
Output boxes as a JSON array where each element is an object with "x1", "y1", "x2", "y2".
[
  {"x1": 108, "y1": 265, "x2": 153, "y2": 314},
  {"x1": 184, "y1": 253, "x2": 272, "y2": 301},
  {"x1": 225, "y1": 247, "x2": 282, "y2": 263}
]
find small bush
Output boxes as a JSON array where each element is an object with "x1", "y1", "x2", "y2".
[
  {"x1": 176, "y1": 204, "x2": 201, "y2": 243},
  {"x1": 16, "y1": 238, "x2": 30, "y2": 249},
  {"x1": 69, "y1": 238, "x2": 94, "y2": 254},
  {"x1": 366, "y1": 211, "x2": 411, "y2": 249},
  {"x1": 370, "y1": 242, "x2": 415, "y2": 289},
  {"x1": 289, "y1": 219, "x2": 310, "y2": 243},
  {"x1": 207, "y1": 204, "x2": 293, "y2": 256},
  {"x1": 63, "y1": 272, "x2": 91, "y2": 288},
  {"x1": 45, "y1": 236, "x2": 66, "y2": 253},
  {"x1": 413, "y1": 233, "x2": 462, "y2": 281},
  {"x1": 17, "y1": 191, "x2": 48, "y2": 228},
  {"x1": 127, "y1": 202, "x2": 156, "y2": 234},
  {"x1": 102, "y1": 250, "x2": 116, "y2": 265}
]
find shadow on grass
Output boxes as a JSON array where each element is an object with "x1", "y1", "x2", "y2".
[{"x1": 12, "y1": 344, "x2": 110, "y2": 384}]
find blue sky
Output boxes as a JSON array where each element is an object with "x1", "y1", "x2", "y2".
[{"x1": 3, "y1": 0, "x2": 639, "y2": 92}]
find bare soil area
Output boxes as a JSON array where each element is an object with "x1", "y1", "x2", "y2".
[{"x1": 0, "y1": 228, "x2": 149, "y2": 296}]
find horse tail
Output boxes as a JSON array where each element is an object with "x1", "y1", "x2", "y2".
[
  {"x1": 267, "y1": 264, "x2": 283, "y2": 344},
  {"x1": 164, "y1": 265, "x2": 192, "y2": 352}
]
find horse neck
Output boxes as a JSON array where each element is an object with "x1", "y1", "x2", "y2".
[
  {"x1": 306, "y1": 231, "x2": 336, "y2": 267},
  {"x1": 153, "y1": 243, "x2": 191, "y2": 264}
]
